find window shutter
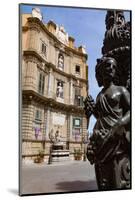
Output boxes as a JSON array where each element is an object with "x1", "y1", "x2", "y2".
[
  {"x1": 75, "y1": 87, "x2": 81, "y2": 96},
  {"x1": 38, "y1": 73, "x2": 45, "y2": 95},
  {"x1": 80, "y1": 96, "x2": 84, "y2": 106},
  {"x1": 42, "y1": 75, "x2": 45, "y2": 94},
  {"x1": 41, "y1": 43, "x2": 46, "y2": 55},
  {"x1": 35, "y1": 110, "x2": 42, "y2": 121},
  {"x1": 73, "y1": 118, "x2": 75, "y2": 127},
  {"x1": 38, "y1": 73, "x2": 42, "y2": 93},
  {"x1": 42, "y1": 43, "x2": 44, "y2": 52}
]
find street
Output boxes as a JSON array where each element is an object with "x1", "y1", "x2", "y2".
[{"x1": 20, "y1": 160, "x2": 98, "y2": 195}]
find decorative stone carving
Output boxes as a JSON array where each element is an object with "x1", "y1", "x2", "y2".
[
  {"x1": 27, "y1": 20, "x2": 41, "y2": 33},
  {"x1": 55, "y1": 25, "x2": 69, "y2": 45},
  {"x1": 52, "y1": 113, "x2": 65, "y2": 126},
  {"x1": 102, "y1": 10, "x2": 130, "y2": 91},
  {"x1": 32, "y1": 8, "x2": 43, "y2": 21},
  {"x1": 78, "y1": 45, "x2": 87, "y2": 54},
  {"x1": 23, "y1": 55, "x2": 38, "y2": 63},
  {"x1": 103, "y1": 11, "x2": 130, "y2": 54}
]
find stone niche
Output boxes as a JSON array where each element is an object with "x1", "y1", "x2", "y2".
[{"x1": 50, "y1": 112, "x2": 70, "y2": 163}]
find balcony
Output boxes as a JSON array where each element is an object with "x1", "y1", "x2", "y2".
[
  {"x1": 23, "y1": 87, "x2": 84, "y2": 110},
  {"x1": 39, "y1": 90, "x2": 84, "y2": 107}
]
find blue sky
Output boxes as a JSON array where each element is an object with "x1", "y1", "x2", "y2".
[{"x1": 20, "y1": 4, "x2": 130, "y2": 133}]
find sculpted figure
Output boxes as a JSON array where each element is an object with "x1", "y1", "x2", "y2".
[
  {"x1": 56, "y1": 81, "x2": 63, "y2": 98},
  {"x1": 58, "y1": 54, "x2": 64, "y2": 70},
  {"x1": 49, "y1": 128, "x2": 63, "y2": 145},
  {"x1": 84, "y1": 57, "x2": 130, "y2": 190}
]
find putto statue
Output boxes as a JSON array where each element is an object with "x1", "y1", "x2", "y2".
[{"x1": 84, "y1": 10, "x2": 131, "y2": 190}]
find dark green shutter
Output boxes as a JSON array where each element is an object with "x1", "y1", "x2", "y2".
[{"x1": 38, "y1": 73, "x2": 45, "y2": 95}]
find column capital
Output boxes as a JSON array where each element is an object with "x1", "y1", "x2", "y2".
[{"x1": 48, "y1": 67, "x2": 53, "y2": 73}]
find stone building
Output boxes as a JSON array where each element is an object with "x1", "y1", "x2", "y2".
[{"x1": 21, "y1": 8, "x2": 89, "y2": 163}]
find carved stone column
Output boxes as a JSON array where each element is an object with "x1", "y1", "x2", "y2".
[
  {"x1": 47, "y1": 68, "x2": 53, "y2": 98},
  {"x1": 24, "y1": 61, "x2": 37, "y2": 90},
  {"x1": 28, "y1": 28, "x2": 39, "y2": 50},
  {"x1": 69, "y1": 79, "x2": 73, "y2": 105},
  {"x1": 27, "y1": 18, "x2": 40, "y2": 51},
  {"x1": 45, "y1": 108, "x2": 51, "y2": 139},
  {"x1": 69, "y1": 114, "x2": 73, "y2": 140}
]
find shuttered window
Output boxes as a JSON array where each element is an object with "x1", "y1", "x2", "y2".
[
  {"x1": 41, "y1": 43, "x2": 46, "y2": 55},
  {"x1": 38, "y1": 73, "x2": 45, "y2": 95},
  {"x1": 35, "y1": 110, "x2": 42, "y2": 121}
]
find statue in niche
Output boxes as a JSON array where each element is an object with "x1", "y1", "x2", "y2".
[
  {"x1": 58, "y1": 53, "x2": 64, "y2": 70},
  {"x1": 84, "y1": 57, "x2": 130, "y2": 190},
  {"x1": 56, "y1": 81, "x2": 63, "y2": 98}
]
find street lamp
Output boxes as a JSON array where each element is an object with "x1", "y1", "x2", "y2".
[
  {"x1": 82, "y1": 134, "x2": 89, "y2": 161},
  {"x1": 48, "y1": 144, "x2": 53, "y2": 164},
  {"x1": 48, "y1": 129, "x2": 54, "y2": 165}
]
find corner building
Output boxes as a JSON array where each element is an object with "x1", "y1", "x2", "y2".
[{"x1": 21, "y1": 8, "x2": 89, "y2": 163}]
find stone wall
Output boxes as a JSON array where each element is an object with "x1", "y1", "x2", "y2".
[{"x1": 21, "y1": 13, "x2": 88, "y2": 163}]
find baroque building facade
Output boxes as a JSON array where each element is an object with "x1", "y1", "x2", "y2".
[{"x1": 21, "y1": 8, "x2": 89, "y2": 163}]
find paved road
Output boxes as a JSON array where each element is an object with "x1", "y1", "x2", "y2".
[{"x1": 20, "y1": 160, "x2": 98, "y2": 195}]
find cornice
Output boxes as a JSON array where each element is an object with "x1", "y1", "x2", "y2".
[
  {"x1": 25, "y1": 17, "x2": 88, "y2": 60},
  {"x1": 23, "y1": 49, "x2": 44, "y2": 62},
  {"x1": 22, "y1": 89, "x2": 86, "y2": 115},
  {"x1": 23, "y1": 50, "x2": 88, "y2": 84}
]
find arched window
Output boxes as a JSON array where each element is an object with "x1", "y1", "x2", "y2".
[{"x1": 58, "y1": 53, "x2": 64, "y2": 70}]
